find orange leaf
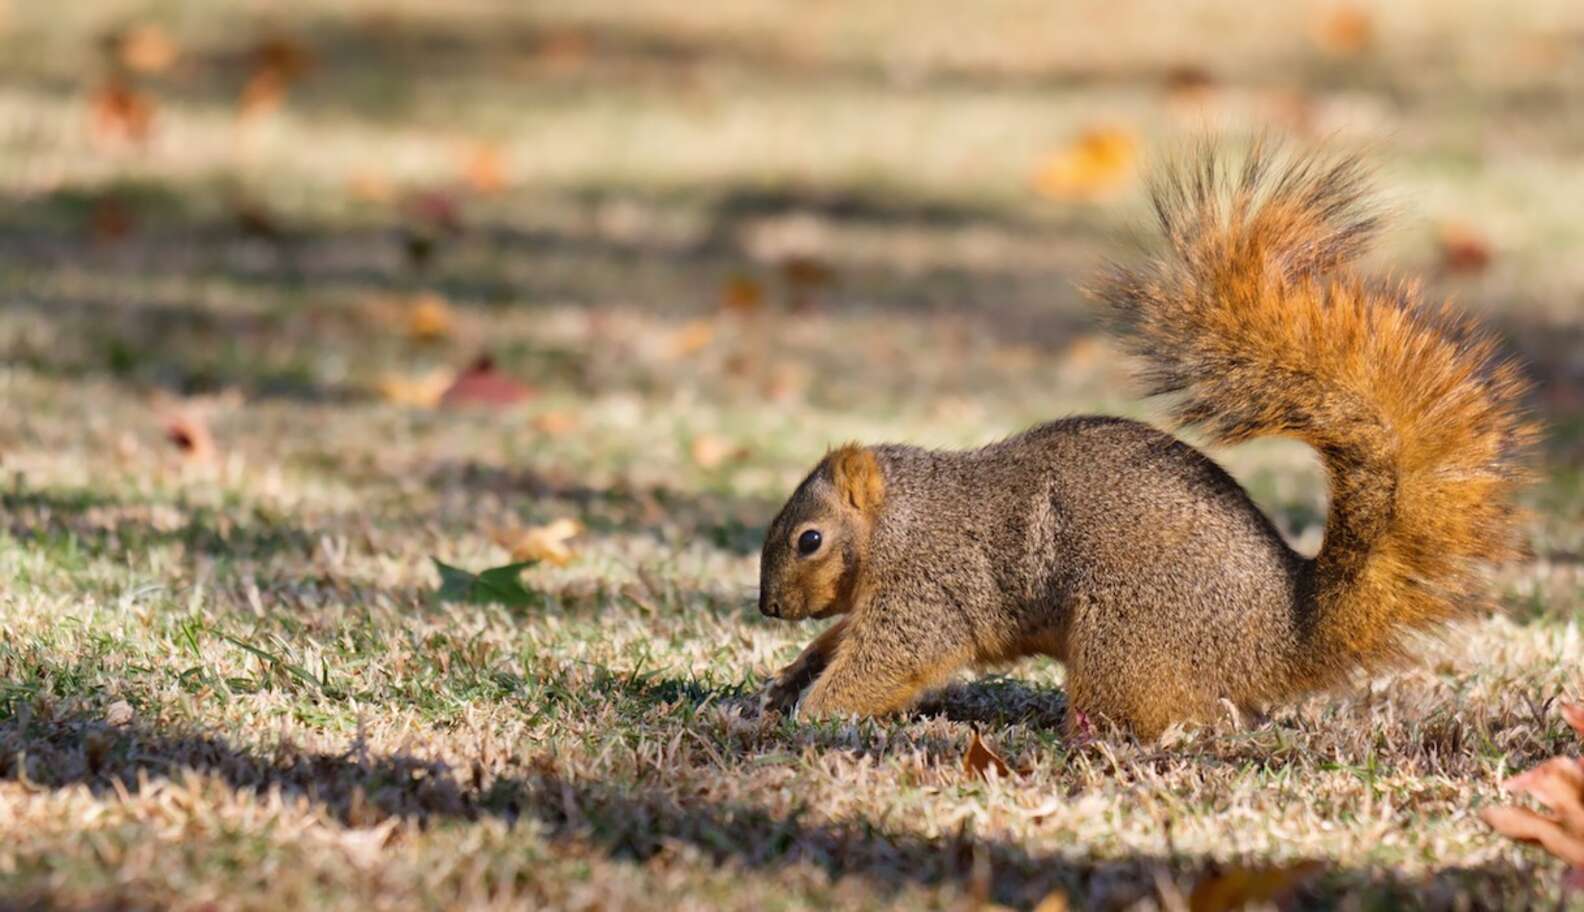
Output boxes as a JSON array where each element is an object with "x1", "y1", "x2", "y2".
[
  {"x1": 1187, "y1": 861, "x2": 1323, "y2": 912},
  {"x1": 532, "y1": 410, "x2": 578, "y2": 436},
  {"x1": 963, "y1": 728, "x2": 1014, "y2": 782},
  {"x1": 1311, "y1": 5, "x2": 1373, "y2": 56},
  {"x1": 439, "y1": 355, "x2": 535, "y2": 408},
  {"x1": 91, "y1": 79, "x2": 156, "y2": 142},
  {"x1": 720, "y1": 274, "x2": 764, "y2": 315},
  {"x1": 406, "y1": 292, "x2": 454, "y2": 341},
  {"x1": 110, "y1": 24, "x2": 178, "y2": 74},
  {"x1": 494, "y1": 518, "x2": 583, "y2": 567},
  {"x1": 1032, "y1": 127, "x2": 1137, "y2": 201},
  {"x1": 376, "y1": 369, "x2": 450, "y2": 408},
  {"x1": 669, "y1": 320, "x2": 716, "y2": 358},
  {"x1": 239, "y1": 67, "x2": 287, "y2": 120},
  {"x1": 461, "y1": 143, "x2": 508, "y2": 194},
  {"x1": 689, "y1": 434, "x2": 743, "y2": 470},
  {"x1": 1438, "y1": 222, "x2": 1493, "y2": 275},
  {"x1": 161, "y1": 409, "x2": 215, "y2": 463}
]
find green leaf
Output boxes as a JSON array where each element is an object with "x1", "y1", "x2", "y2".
[{"x1": 432, "y1": 558, "x2": 541, "y2": 608}]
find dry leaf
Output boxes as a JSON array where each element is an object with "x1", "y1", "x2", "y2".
[
  {"x1": 1031, "y1": 891, "x2": 1071, "y2": 912},
  {"x1": 110, "y1": 24, "x2": 178, "y2": 73},
  {"x1": 669, "y1": 320, "x2": 716, "y2": 358},
  {"x1": 1438, "y1": 222, "x2": 1493, "y2": 275},
  {"x1": 161, "y1": 409, "x2": 215, "y2": 462},
  {"x1": 1312, "y1": 5, "x2": 1373, "y2": 55},
  {"x1": 532, "y1": 410, "x2": 578, "y2": 436},
  {"x1": 1032, "y1": 127, "x2": 1137, "y2": 201},
  {"x1": 238, "y1": 36, "x2": 313, "y2": 121},
  {"x1": 495, "y1": 518, "x2": 583, "y2": 567},
  {"x1": 963, "y1": 728, "x2": 1014, "y2": 782},
  {"x1": 689, "y1": 434, "x2": 744, "y2": 470},
  {"x1": 720, "y1": 274, "x2": 764, "y2": 315},
  {"x1": 461, "y1": 143, "x2": 508, "y2": 194},
  {"x1": 439, "y1": 355, "x2": 535, "y2": 408},
  {"x1": 377, "y1": 369, "x2": 451, "y2": 408},
  {"x1": 91, "y1": 79, "x2": 156, "y2": 142},
  {"x1": 406, "y1": 292, "x2": 454, "y2": 341},
  {"x1": 105, "y1": 700, "x2": 135, "y2": 727},
  {"x1": 239, "y1": 67, "x2": 287, "y2": 120},
  {"x1": 1187, "y1": 861, "x2": 1323, "y2": 912},
  {"x1": 90, "y1": 197, "x2": 134, "y2": 244}
]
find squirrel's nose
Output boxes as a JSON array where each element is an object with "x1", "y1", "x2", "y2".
[{"x1": 759, "y1": 593, "x2": 780, "y2": 617}]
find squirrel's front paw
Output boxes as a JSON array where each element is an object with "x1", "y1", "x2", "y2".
[{"x1": 758, "y1": 672, "x2": 809, "y2": 717}]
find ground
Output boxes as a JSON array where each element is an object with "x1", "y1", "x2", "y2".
[{"x1": 2, "y1": 1, "x2": 1584, "y2": 909}]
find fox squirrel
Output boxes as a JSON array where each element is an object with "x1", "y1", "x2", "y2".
[{"x1": 756, "y1": 142, "x2": 1537, "y2": 739}]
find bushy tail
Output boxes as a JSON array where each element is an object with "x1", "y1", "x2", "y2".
[{"x1": 1098, "y1": 140, "x2": 1537, "y2": 688}]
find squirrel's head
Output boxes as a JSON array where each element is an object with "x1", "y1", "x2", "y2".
[{"x1": 758, "y1": 444, "x2": 885, "y2": 621}]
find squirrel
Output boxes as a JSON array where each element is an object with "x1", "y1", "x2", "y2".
[{"x1": 755, "y1": 141, "x2": 1537, "y2": 740}]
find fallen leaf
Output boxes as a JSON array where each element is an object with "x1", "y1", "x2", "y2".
[
  {"x1": 783, "y1": 255, "x2": 833, "y2": 312},
  {"x1": 963, "y1": 728, "x2": 1014, "y2": 782},
  {"x1": 91, "y1": 79, "x2": 156, "y2": 142},
  {"x1": 108, "y1": 24, "x2": 178, "y2": 73},
  {"x1": 90, "y1": 196, "x2": 135, "y2": 244},
  {"x1": 669, "y1": 320, "x2": 716, "y2": 358},
  {"x1": 376, "y1": 369, "x2": 451, "y2": 408},
  {"x1": 1187, "y1": 861, "x2": 1323, "y2": 912},
  {"x1": 1032, "y1": 891, "x2": 1071, "y2": 912},
  {"x1": 161, "y1": 409, "x2": 215, "y2": 462},
  {"x1": 532, "y1": 410, "x2": 578, "y2": 436},
  {"x1": 719, "y1": 274, "x2": 764, "y2": 315},
  {"x1": 494, "y1": 518, "x2": 583, "y2": 567},
  {"x1": 239, "y1": 67, "x2": 288, "y2": 120},
  {"x1": 433, "y1": 559, "x2": 540, "y2": 608},
  {"x1": 1438, "y1": 222, "x2": 1493, "y2": 275},
  {"x1": 461, "y1": 142, "x2": 508, "y2": 194},
  {"x1": 439, "y1": 355, "x2": 535, "y2": 408},
  {"x1": 1032, "y1": 127, "x2": 1137, "y2": 201},
  {"x1": 689, "y1": 434, "x2": 743, "y2": 469},
  {"x1": 105, "y1": 700, "x2": 135, "y2": 727},
  {"x1": 238, "y1": 36, "x2": 313, "y2": 121},
  {"x1": 1163, "y1": 64, "x2": 1217, "y2": 99},
  {"x1": 1311, "y1": 5, "x2": 1373, "y2": 56},
  {"x1": 346, "y1": 169, "x2": 393, "y2": 203},
  {"x1": 406, "y1": 291, "x2": 454, "y2": 341}
]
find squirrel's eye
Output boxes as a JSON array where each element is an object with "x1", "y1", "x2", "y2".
[{"x1": 796, "y1": 529, "x2": 823, "y2": 555}]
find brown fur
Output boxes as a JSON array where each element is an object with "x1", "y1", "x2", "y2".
[{"x1": 756, "y1": 141, "x2": 1537, "y2": 740}]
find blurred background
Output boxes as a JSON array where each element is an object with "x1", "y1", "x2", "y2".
[{"x1": 2, "y1": 0, "x2": 1583, "y2": 534}]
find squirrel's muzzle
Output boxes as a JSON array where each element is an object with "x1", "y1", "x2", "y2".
[{"x1": 759, "y1": 590, "x2": 781, "y2": 618}]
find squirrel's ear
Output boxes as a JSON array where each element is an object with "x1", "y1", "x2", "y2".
[{"x1": 829, "y1": 445, "x2": 885, "y2": 514}]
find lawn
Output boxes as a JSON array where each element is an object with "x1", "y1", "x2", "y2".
[{"x1": 2, "y1": 1, "x2": 1584, "y2": 909}]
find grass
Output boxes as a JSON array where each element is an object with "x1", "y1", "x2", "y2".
[{"x1": 2, "y1": 0, "x2": 1584, "y2": 908}]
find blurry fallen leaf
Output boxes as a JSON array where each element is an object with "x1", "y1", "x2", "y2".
[
  {"x1": 253, "y1": 35, "x2": 314, "y2": 81},
  {"x1": 90, "y1": 196, "x2": 135, "y2": 244},
  {"x1": 109, "y1": 24, "x2": 178, "y2": 73},
  {"x1": 1311, "y1": 5, "x2": 1373, "y2": 55},
  {"x1": 347, "y1": 169, "x2": 393, "y2": 203},
  {"x1": 439, "y1": 355, "x2": 535, "y2": 408},
  {"x1": 494, "y1": 518, "x2": 583, "y2": 567},
  {"x1": 963, "y1": 728, "x2": 1014, "y2": 782},
  {"x1": 91, "y1": 79, "x2": 156, "y2": 142},
  {"x1": 669, "y1": 320, "x2": 716, "y2": 358},
  {"x1": 105, "y1": 700, "x2": 135, "y2": 727},
  {"x1": 433, "y1": 558, "x2": 540, "y2": 608},
  {"x1": 161, "y1": 409, "x2": 215, "y2": 462},
  {"x1": 1032, "y1": 891, "x2": 1071, "y2": 912},
  {"x1": 239, "y1": 67, "x2": 287, "y2": 119},
  {"x1": 1164, "y1": 64, "x2": 1216, "y2": 98},
  {"x1": 1438, "y1": 222, "x2": 1493, "y2": 275},
  {"x1": 783, "y1": 255, "x2": 833, "y2": 312},
  {"x1": 719, "y1": 274, "x2": 764, "y2": 315},
  {"x1": 1187, "y1": 861, "x2": 1323, "y2": 912},
  {"x1": 461, "y1": 143, "x2": 508, "y2": 194},
  {"x1": 406, "y1": 291, "x2": 454, "y2": 341},
  {"x1": 532, "y1": 410, "x2": 578, "y2": 436},
  {"x1": 1032, "y1": 127, "x2": 1137, "y2": 201},
  {"x1": 689, "y1": 433, "x2": 744, "y2": 469},
  {"x1": 376, "y1": 369, "x2": 450, "y2": 408}
]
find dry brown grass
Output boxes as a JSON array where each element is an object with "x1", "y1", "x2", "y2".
[{"x1": 2, "y1": 1, "x2": 1584, "y2": 909}]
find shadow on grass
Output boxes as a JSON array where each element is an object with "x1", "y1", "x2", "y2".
[{"x1": 0, "y1": 699, "x2": 1535, "y2": 910}]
